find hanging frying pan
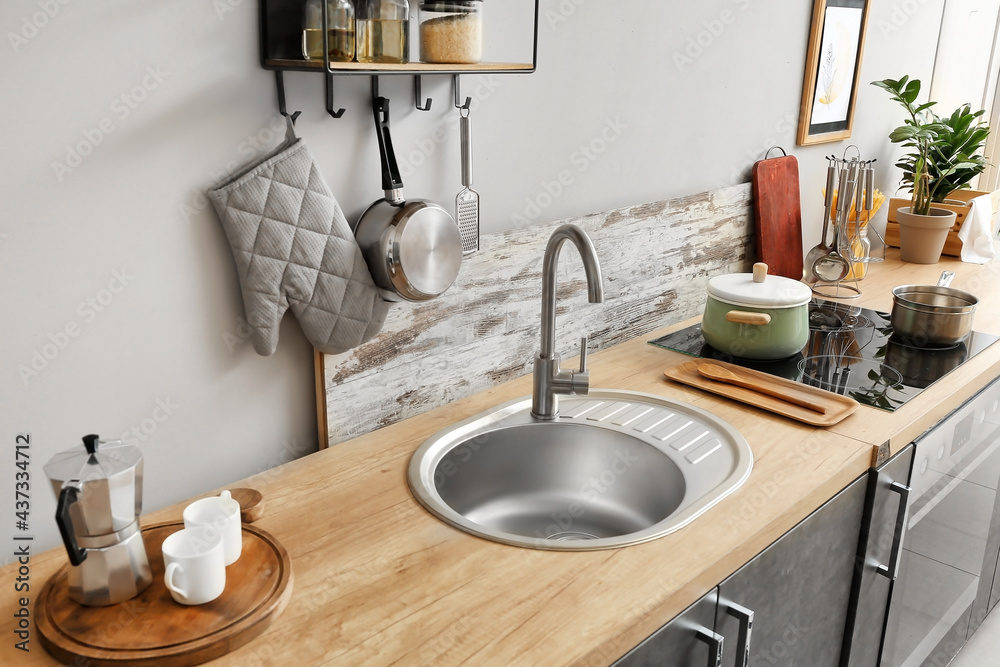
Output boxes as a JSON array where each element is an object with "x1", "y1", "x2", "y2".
[{"x1": 353, "y1": 96, "x2": 462, "y2": 302}]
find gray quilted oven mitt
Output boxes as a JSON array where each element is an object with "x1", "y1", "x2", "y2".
[{"x1": 208, "y1": 120, "x2": 390, "y2": 356}]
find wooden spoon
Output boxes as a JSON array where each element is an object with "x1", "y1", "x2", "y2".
[{"x1": 696, "y1": 362, "x2": 829, "y2": 415}]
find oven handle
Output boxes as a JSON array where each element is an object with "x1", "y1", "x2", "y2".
[{"x1": 876, "y1": 481, "x2": 910, "y2": 580}]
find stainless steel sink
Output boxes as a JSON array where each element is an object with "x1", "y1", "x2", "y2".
[
  {"x1": 408, "y1": 389, "x2": 753, "y2": 550},
  {"x1": 408, "y1": 225, "x2": 752, "y2": 550}
]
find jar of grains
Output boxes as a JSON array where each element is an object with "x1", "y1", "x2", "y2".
[{"x1": 418, "y1": 1, "x2": 482, "y2": 64}]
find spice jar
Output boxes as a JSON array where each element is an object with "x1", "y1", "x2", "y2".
[
  {"x1": 419, "y1": 1, "x2": 482, "y2": 64},
  {"x1": 357, "y1": 0, "x2": 410, "y2": 63},
  {"x1": 302, "y1": 0, "x2": 356, "y2": 62}
]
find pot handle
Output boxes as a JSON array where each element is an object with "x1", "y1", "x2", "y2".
[
  {"x1": 56, "y1": 484, "x2": 88, "y2": 566},
  {"x1": 726, "y1": 311, "x2": 772, "y2": 326},
  {"x1": 372, "y1": 96, "x2": 404, "y2": 201}
]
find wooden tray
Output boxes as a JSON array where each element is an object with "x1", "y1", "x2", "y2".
[
  {"x1": 36, "y1": 521, "x2": 293, "y2": 667},
  {"x1": 664, "y1": 359, "x2": 859, "y2": 426}
]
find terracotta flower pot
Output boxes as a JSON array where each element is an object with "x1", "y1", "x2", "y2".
[{"x1": 897, "y1": 207, "x2": 958, "y2": 264}]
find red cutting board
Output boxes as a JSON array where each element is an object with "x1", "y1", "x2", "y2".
[{"x1": 752, "y1": 154, "x2": 803, "y2": 279}]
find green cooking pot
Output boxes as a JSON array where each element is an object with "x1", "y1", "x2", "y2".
[{"x1": 702, "y1": 263, "x2": 812, "y2": 360}]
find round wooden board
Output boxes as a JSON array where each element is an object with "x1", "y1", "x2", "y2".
[{"x1": 35, "y1": 521, "x2": 293, "y2": 667}]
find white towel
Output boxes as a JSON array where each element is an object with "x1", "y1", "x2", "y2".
[{"x1": 958, "y1": 193, "x2": 996, "y2": 264}]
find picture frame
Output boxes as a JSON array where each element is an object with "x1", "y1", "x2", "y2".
[{"x1": 797, "y1": 0, "x2": 872, "y2": 146}]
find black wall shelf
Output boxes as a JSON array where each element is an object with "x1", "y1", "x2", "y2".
[{"x1": 259, "y1": 0, "x2": 538, "y2": 118}]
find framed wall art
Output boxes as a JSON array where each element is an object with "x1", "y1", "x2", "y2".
[{"x1": 797, "y1": 0, "x2": 872, "y2": 145}]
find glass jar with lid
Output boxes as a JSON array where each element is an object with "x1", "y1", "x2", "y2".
[
  {"x1": 419, "y1": 1, "x2": 482, "y2": 64},
  {"x1": 302, "y1": 0, "x2": 356, "y2": 62},
  {"x1": 357, "y1": 0, "x2": 410, "y2": 63}
]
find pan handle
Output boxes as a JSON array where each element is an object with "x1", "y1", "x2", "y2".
[
  {"x1": 373, "y1": 96, "x2": 404, "y2": 203},
  {"x1": 938, "y1": 271, "x2": 955, "y2": 288}
]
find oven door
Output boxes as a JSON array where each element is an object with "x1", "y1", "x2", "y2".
[{"x1": 881, "y1": 378, "x2": 1000, "y2": 667}]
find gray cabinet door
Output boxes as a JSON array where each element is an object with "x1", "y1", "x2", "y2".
[
  {"x1": 715, "y1": 471, "x2": 868, "y2": 667},
  {"x1": 840, "y1": 444, "x2": 914, "y2": 667},
  {"x1": 613, "y1": 589, "x2": 721, "y2": 667}
]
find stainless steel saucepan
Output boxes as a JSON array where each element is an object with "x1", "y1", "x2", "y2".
[
  {"x1": 354, "y1": 96, "x2": 462, "y2": 302},
  {"x1": 891, "y1": 271, "x2": 978, "y2": 346}
]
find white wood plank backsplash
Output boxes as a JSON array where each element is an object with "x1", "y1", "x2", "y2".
[{"x1": 321, "y1": 183, "x2": 755, "y2": 447}]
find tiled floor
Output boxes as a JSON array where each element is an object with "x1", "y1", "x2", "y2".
[{"x1": 950, "y1": 607, "x2": 1000, "y2": 666}]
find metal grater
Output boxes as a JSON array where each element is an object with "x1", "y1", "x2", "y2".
[{"x1": 456, "y1": 111, "x2": 480, "y2": 254}]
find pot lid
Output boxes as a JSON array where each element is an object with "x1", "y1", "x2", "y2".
[
  {"x1": 707, "y1": 263, "x2": 812, "y2": 309},
  {"x1": 43, "y1": 434, "x2": 142, "y2": 486}
]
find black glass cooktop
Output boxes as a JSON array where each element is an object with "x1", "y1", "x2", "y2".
[{"x1": 649, "y1": 299, "x2": 999, "y2": 412}]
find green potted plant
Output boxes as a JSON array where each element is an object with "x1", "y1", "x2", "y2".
[
  {"x1": 925, "y1": 103, "x2": 990, "y2": 198},
  {"x1": 872, "y1": 76, "x2": 991, "y2": 263}
]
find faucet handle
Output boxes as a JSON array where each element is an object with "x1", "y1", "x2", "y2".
[{"x1": 578, "y1": 336, "x2": 589, "y2": 373}]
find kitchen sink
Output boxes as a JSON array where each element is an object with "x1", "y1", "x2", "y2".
[{"x1": 407, "y1": 389, "x2": 753, "y2": 550}]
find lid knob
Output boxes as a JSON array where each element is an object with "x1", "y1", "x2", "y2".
[
  {"x1": 752, "y1": 263, "x2": 768, "y2": 284},
  {"x1": 82, "y1": 434, "x2": 99, "y2": 455},
  {"x1": 82, "y1": 434, "x2": 101, "y2": 465}
]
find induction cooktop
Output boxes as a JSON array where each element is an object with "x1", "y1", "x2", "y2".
[{"x1": 649, "y1": 299, "x2": 999, "y2": 412}]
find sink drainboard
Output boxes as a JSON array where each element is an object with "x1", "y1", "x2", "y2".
[{"x1": 560, "y1": 398, "x2": 729, "y2": 467}]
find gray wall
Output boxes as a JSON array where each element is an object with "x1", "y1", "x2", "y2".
[{"x1": 0, "y1": 0, "x2": 945, "y2": 556}]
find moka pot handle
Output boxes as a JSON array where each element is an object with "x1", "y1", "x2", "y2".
[{"x1": 56, "y1": 485, "x2": 87, "y2": 566}]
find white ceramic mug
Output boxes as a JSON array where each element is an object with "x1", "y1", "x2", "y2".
[
  {"x1": 161, "y1": 529, "x2": 225, "y2": 605},
  {"x1": 183, "y1": 490, "x2": 242, "y2": 566}
]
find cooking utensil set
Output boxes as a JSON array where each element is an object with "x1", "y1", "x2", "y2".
[{"x1": 807, "y1": 153, "x2": 884, "y2": 298}]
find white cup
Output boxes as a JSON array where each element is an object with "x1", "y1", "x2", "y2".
[
  {"x1": 183, "y1": 490, "x2": 242, "y2": 566},
  {"x1": 162, "y1": 529, "x2": 225, "y2": 605}
]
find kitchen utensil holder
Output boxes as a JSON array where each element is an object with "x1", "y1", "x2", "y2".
[{"x1": 810, "y1": 152, "x2": 882, "y2": 300}]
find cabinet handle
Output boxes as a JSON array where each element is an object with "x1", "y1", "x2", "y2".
[
  {"x1": 695, "y1": 628, "x2": 724, "y2": 667},
  {"x1": 875, "y1": 481, "x2": 910, "y2": 580},
  {"x1": 726, "y1": 603, "x2": 754, "y2": 667}
]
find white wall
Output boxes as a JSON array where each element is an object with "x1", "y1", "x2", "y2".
[{"x1": 0, "y1": 0, "x2": 945, "y2": 557}]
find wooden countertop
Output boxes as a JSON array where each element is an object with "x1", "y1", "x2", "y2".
[{"x1": 5, "y1": 249, "x2": 1000, "y2": 666}]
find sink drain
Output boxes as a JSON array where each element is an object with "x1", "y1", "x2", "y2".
[{"x1": 546, "y1": 531, "x2": 600, "y2": 541}]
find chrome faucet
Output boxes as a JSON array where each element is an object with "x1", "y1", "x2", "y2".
[{"x1": 531, "y1": 224, "x2": 604, "y2": 420}]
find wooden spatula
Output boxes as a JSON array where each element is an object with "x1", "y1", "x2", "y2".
[{"x1": 697, "y1": 362, "x2": 829, "y2": 414}]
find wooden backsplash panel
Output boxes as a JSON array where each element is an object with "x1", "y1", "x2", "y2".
[{"x1": 321, "y1": 183, "x2": 755, "y2": 447}]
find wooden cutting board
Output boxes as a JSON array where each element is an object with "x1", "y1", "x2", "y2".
[
  {"x1": 752, "y1": 154, "x2": 803, "y2": 279},
  {"x1": 35, "y1": 521, "x2": 293, "y2": 667},
  {"x1": 664, "y1": 359, "x2": 859, "y2": 426}
]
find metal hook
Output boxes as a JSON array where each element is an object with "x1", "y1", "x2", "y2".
[
  {"x1": 319, "y1": 0, "x2": 343, "y2": 118},
  {"x1": 414, "y1": 75, "x2": 432, "y2": 111},
  {"x1": 325, "y1": 73, "x2": 346, "y2": 118},
  {"x1": 275, "y1": 71, "x2": 301, "y2": 125},
  {"x1": 763, "y1": 146, "x2": 787, "y2": 160},
  {"x1": 453, "y1": 75, "x2": 471, "y2": 110}
]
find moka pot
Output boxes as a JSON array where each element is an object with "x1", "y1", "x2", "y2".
[{"x1": 43, "y1": 434, "x2": 152, "y2": 606}]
